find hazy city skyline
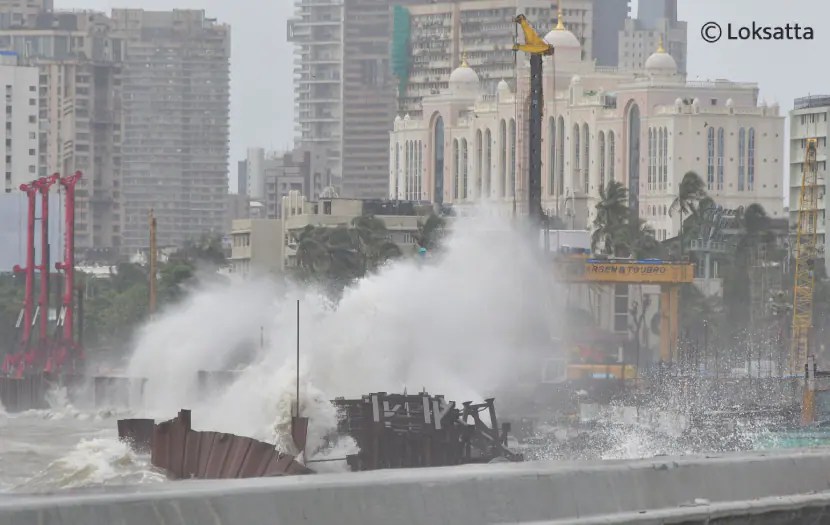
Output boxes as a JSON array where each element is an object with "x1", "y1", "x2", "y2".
[{"x1": 62, "y1": 0, "x2": 830, "y2": 202}]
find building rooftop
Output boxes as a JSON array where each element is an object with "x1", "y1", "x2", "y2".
[{"x1": 795, "y1": 95, "x2": 830, "y2": 110}]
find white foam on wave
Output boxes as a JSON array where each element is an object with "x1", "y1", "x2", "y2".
[
  {"x1": 16, "y1": 437, "x2": 165, "y2": 492},
  {"x1": 124, "y1": 209, "x2": 559, "y2": 459}
]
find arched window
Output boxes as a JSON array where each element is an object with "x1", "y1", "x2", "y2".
[
  {"x1": 485, "y1": 129, "x2": 492, "y2": 197},
  {"x1": 648, "y1": 128, "x2": 654, "y2": 191},
  {"x1": 509, "y1": 118, "x2": 516, "y2": 198},
  {"x1": 393, "y1": 142, "x2": 400, "y2": 198},
  {"x1": 706, "y1": 126, "x2": 715, "y2": 191},
  {"x1": 582, "y1": 123, "x2": 590, "y2": 193},
  {"x1": 453, "y1": 138, "x2": 459, "y2": 200},
  {"x1": 748, "y1": 128, "x2": 756, "y2": 191},
  {"x1": 461, "y1": 138, "x2": 468, "y2": 200},
  {"x1": 475, "y1": 130, "x2": 483, "y2": 200},
  {"x1": 548, "y1": 117, "x2": 556, "y2": 196},
  {"x1": 416, "y1": 141, "x2": 422, "y2": 199},
  {"x1": 598, "y1": 131, "x2": 606, "y2": 191},
  {"x1": 433, "y1": 116, "x2": 445, "y2": 204},
  {"x1": 405, "y1": 141, "x2": 411, "y2": 199},
  {"x1": 627, "y1": 103, "x2": 641, "y2": 214},
  {"x1": 499, "y1": 120, "x2": 506, "y2": 197},
  {"x1": 662, "y1": 127, "x2": 668, "y2": 190},
  {"x1": 573, "y1": 123, "x2": 580, "y2": 191},
  {"x1": 738, "y1": 127, "x2": 746, "y2": 191},
  {"x1": 608, "y1": 131, "x2": 615, "y2": 182},
  {"x1": 717, "y1": 127, "x2": 725, "y2": 191}
]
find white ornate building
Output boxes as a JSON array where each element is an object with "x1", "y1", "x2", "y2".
[{"x1": 389, "y1": 22, "x2": 786, "y2": 239}]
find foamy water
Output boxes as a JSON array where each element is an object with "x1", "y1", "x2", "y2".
[
  {"x1": 0, "y1": 387, "x2": 163, "y2": 493},
  {"x1": 125, "y1": 212, "x2": 559, "y2": 457},
  {"x1": 0, "y1": 210, "x2": 795, "y2": 492}
]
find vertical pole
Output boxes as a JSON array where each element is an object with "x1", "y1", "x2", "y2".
[
  {"x1": 528, "y1": 53, "x2": 543, "y2": 228},
  {"x1": 296, "y1": 299, "x2": 300, "y2": 418},
  {"x1": 148, "y1": 209, "x2": 157, "y2": 316},
  {"x1": 36, "y1": 175, "x2": 57, "y2": 367},
  {"x1": 56, "y1": 171, "x2": 82, "y2": 370}
]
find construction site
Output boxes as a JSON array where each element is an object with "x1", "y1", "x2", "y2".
[{"x1": 2, "y1": 13, "x2": 830, "y2": 525}]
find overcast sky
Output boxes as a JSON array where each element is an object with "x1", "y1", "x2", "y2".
[{"x1": 61, "y1": 0, "x2": 826, "y2": 199}]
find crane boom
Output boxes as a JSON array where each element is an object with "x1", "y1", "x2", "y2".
[
  {"x1": 791, "y1": 137, "x2": 819, "y2": 376},
  {"x1": 512, "y1": 14, "x2": 551, "y2": 227}
]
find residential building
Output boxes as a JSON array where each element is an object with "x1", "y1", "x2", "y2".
[
  {"x1": 584, "y1": 0, "x2": 629, "y2": 68},
  {"x1": 389, "y1": 25, "x2": 785, "y2": 239},
  {"x1": 246, "y1": 147, "x2": 266, "y2": 202},
  {"x1": 618, "y1": 0, "x2": 686, "y2": 74},
  {"x1": 790, "y1": 95, "x2": 830, "y2": 270},
  {"x1": 241, "y1": 147, "x2": 326, "y2": 220},
  {"x1": 229, "y1": 219, "x2": 283, "y2": 278},
  {"x1": 237, "y1": 159, "x2": 247, "y2": 196},
  {"x1": 0, "y1": 52, "x2": 38, "y2": 193},
  {"x1": 558, "y1": 0, "x2": 629, "y2": 67},
  {"x1": 111, "y1": 9, "x2": 230, "y2": 256},
  {"x1": 280, "y1": 191, "x2": 422, "y2": 270},
  {"x1": 226, "y1": 193, "x2": 249, "y2": 231},
  {"x1": 0, "y1": 0, "x2": 52, "y2": 28},
  {"x1": 636, "y1": 0, "x2": 677, "y2": 29},
  {"x1": 398, "y1": 0, "x2": 554, "y2": 117},
  {"x1": 0, "y1": 10, "x2": 124, "y2": 254},
  {"x1": 288, "y1": 0, "x2": 341, "y2": 191},
  {"x1": 289, "y1": 0, "x2": 417, "y2": 200},
  {"x1": 395, "y1": 1, "x2": 629, "y2": 117}
]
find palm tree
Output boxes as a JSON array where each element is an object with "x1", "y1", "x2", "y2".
[
  {"x1": 592, "y1": 180, "x2": 629, "y2": 255},
  {"x1": 669, "y1": 171, "x2": 707, "y2": 258},
  {"x1": 623, "y1": 219, "x2": 661, "y2": 260},
  {"x1": 294, "y1": 217, "x2": 403, "y2": 294},
  {"x1": 414, "y1": 213, "x2": 446, "y2": 252},
  {"x1": 350, "y1": 215, "x2": 402, "y2": 272}
]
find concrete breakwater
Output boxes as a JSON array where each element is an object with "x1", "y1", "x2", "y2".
[{"x1": 3, "y1": 448, "x2": 830, "y2": 524}]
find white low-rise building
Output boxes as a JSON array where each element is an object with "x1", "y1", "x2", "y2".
[{"x1": 389, "y1": 24, "x2": 786, "y2": 239}]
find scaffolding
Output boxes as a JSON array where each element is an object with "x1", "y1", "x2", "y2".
[{"x1": 790, "y1": 137, "x2": 819, "y2": 375}]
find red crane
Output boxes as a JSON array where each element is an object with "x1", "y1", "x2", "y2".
[
  {"x1": 46, "y1": 171, "x2": 83, "y2": 374},
  {"x1": 33, "y1": 174, "x2": 59, "y2": 369}
]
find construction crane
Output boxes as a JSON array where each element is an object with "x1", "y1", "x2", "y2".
[
  {"x1": 512, "y1": 14, "x2": 552, "y2": 227},
  {"x1": 556, "y1": 256, "x2": 694, "y2": 364},
  {"x1": 792, "y1": 137, "x2": 819, "y2": 374},
  {"x1": 792, "y1": 138, "x2": 821, "y2": 423}
]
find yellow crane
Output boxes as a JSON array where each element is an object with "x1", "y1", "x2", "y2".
[
  {"x1": 792, "y1": 138, "x2": 820, "y2": 422},
  {"x1": 511, "y1": 14, "x2": 552, "y2": 225}
]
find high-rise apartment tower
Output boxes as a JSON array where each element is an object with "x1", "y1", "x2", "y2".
[{"x1": 112, "y1": 9, "x2": 230, "y2": 254}]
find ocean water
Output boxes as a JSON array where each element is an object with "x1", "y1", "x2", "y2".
[
  {"x1": 0, "y1": 209, "x2": 801, "y2": 495},
  {"x1": 0, "y1": 391, "x2": 164, "y2": 493}
]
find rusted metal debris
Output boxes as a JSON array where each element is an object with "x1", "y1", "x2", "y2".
[
  {"x1": 0, "y1": 375, "x2": 50, "y2": 412},
  {"x1": 117, "y1": 418, "x2": 154, "y2": 454},
  {"x1": 333, "y1": 392, "x2": 523, "y2": 471},
  {"x1": 118, "y1": 409, "x2": 313, "y2": 480}
]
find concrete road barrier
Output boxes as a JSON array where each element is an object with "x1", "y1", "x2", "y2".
[{"x1": 4, "y1": 448, "x2": 830, "y2": 524}]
